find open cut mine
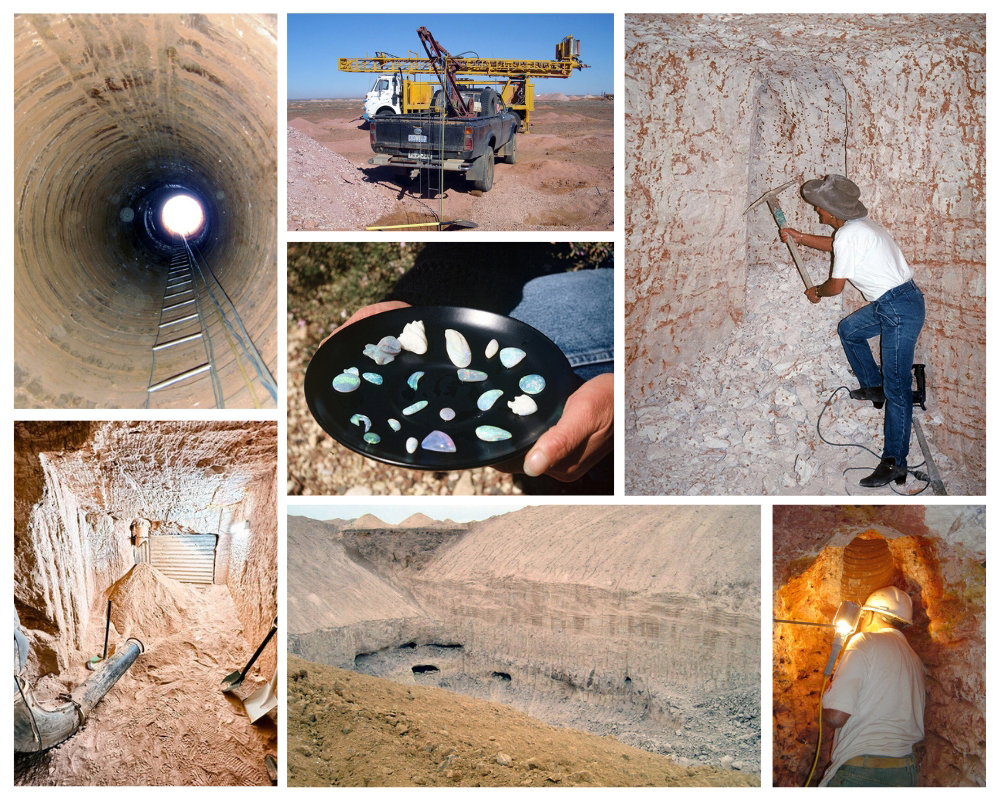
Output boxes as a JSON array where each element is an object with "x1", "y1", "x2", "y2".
[
  {"x1": 772, "y1": 505, "x2": 985, "y2": 787},
  {"x1": 625, "y1": 15, "x2": 984, "y2": 495},
  {"x1": 14, "y1": 421, "x2": 278, "y2": 786},
  {"x1": 288, "y1": 506, "x2": 761, "y2": 786}
]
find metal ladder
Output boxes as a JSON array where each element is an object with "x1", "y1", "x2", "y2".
[{"x1": 146, "y1": 245, "x2": 224, "y2": 407}]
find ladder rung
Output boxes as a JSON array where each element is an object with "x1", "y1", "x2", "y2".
[
  {"x1": 148, "y1": 364, "x2": 211, "y2": 392},
  {"x1": 168, "y1": 279, "x2": 192, "y2": 288},
  {"x1": 159, "y1": 313, "x2": 199, "y2": 328},
  {"x1": 153, "y1": 332, "x2": 204, "y2": 351},
  {"x1": 163, "y1": 298, "x2": 196, "y2": 312},
  {"x1": 164, "y1": 289, "x2": 194, "y2": 300}
]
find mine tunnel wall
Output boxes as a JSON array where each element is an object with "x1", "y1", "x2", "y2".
[
  {"x1": 626, "y1": 15, "x2": 984, "y2": 476},
  {"x1": 14, "y1": 14, "x2": 278, "y2": 409},
  {"x1": 772, "y1": 510, "x2": 985, "y2": 786}
]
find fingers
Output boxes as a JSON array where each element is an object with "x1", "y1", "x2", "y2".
[{"x1": 318, "y1": 301, "x2": 412, "y2": 346}]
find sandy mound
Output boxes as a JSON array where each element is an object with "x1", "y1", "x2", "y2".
[
  {"x1": 106, "y1": 562, "x2": 198, "y2": 641},
  {"x1": 288, "y1": 117, "x2": 329, "y2": 139},
  {"x1": 347, "y1": 513, "x2": 388, "y2": 529}
]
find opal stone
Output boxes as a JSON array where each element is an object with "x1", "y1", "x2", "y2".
[
  {"x1": 398, "y1": 320, "x2": 428, "y2": 354},
  {"x1": 362, "y1": 372, "x2": 382, "y2": 385},
  {"x1": 477, "y1": 389, "x2": 503, "y2": 410},
  {"x1": 406, "y1": 437, "x2": 418, "y2": 454},
  {"x1": 363, "y1": 432, "x2": 381, "y2": 445},
  {"x1": 457, "y1": 369, "x2": 487, "y2": 382},
  {"x1": 445, "y1": 329, "x2": 472, "y2": 368},
  {"x1": 519, "y1": 374, "x2": 546, "y2": 394},
  {"x1": 344, "y1": 367, "x2": 359, "y2": 375},
  {"x1": 476, "y1": 425, "x2": 512, "y2": 442},
  {"x1": 440, "y1": 407, "x2": 456, "y2": 421},
  {"x1": 421, "y1": 430, "x2": 456, "y2": 453},
  {"x1": 332, "y1": 373, "x2": 361, "y2": 393},
  {"x1": 402, "y1": 400, "x2": 428, "y2": 416},
  {"x1": 485, "y1": 339, "x2": 499, "y2": 358},
  {"x1": 350, "y1": 413, "x2": 371, "y2": 432},
  {"x1": 377, "y1": 335, "x2": 402, "y2": 355},
  {"x1": 499, "y1": 347, "x2": 526, "y2": 368},
  {"x1": 388, "y1": 418, "x2": 401, "y2": 432},
  {"x1": 407, "y1": 371, "x2": 424, "y2": 390},
  {"x1": 507, "y1": 394, "x2": 538, "y2": 415},
  {"x1": 363, "y1": 343, "x2": 393, "y2": 365}
]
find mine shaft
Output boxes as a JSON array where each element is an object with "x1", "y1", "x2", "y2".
[
  {"x1": 14, "y1": 421, "x2": 278, "y2": 786},
  {"x1": 14, "y1": 14, "x2": 278, "y2": 409}
]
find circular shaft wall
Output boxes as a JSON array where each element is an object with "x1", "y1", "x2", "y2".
[{"x1": 14, "y1": 14, "x2": 277, "y2": 408}]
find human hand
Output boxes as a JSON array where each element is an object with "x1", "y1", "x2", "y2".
[
  {"x1": 780, "y1": 227, "x2": 801, "y2": 245},
  {"x1": 804, "y1": 286, "x2": 821, "y2": 304},
  {"x1": 493, "y1": 372, "x2": 614, "y2": 482},
  {"x1": 319, "y1": 300, "x2": 412, "y2": 347}
]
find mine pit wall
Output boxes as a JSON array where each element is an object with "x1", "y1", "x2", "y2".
[
  {"x1": 340, "y1": 527, "x2": 466, "y2": 574},
  {"x1": 626, "y1": 14, "x2": 984, "y2": 476},
  {"x1": 14, "y1": 14, "x2": 278, "y2": 408},
  {"x1": 773, "y1": 515, "x2": 985, "y2": 786}
]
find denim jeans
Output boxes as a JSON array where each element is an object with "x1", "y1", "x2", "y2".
[
  {"x1": 827, "y1": 759, "x2": 918, "y2": 787},
  {"x1": 837, "y1": 279, "x2": 925, "y2": 467},
  {"x1": 509, "y1": 268, "x2": 614, "y2": 383}
]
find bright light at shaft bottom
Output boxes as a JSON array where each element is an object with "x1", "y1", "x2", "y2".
[{"x1": 161, "y1": 194, "x2": 205, "y2": 236}]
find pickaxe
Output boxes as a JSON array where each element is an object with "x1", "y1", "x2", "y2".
[{"x1": 744, "y1": 180, "x2": 814, "y2": 290}]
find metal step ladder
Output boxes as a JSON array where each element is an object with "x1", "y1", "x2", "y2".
[{"x1": 146, "y1": 245, "x2": 223, "y2": 407}]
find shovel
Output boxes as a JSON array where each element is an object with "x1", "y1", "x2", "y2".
[
  {"x1": 243, "y1": 670, "x2": 278, "y2": 722},
  {"x1": 221, "y1": 617, "x2": 277, "y2": 693}
]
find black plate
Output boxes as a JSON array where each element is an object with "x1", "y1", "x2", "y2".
[{"x1": 304, "y1": 306, "x2": 576, "y2": 470}]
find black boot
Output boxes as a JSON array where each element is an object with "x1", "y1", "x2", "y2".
[
  {"x1": 849, "y1": 386, "x2": 886, "y2": 409},
  {"x1": 860, "y1": 457, "x2": 907, "y2": 488}
]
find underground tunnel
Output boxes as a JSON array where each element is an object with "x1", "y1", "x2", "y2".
[
  {"x1": 772, "y1": 505, "x2": 985, "y2": 787},
  {"x1": 14, "y1": 421, "x2": 278, "y2": 785},
  {"x1": 13, "y1": 14, "x2": 278, "y2": 409},
  {"x1": 625, "y1": 15, "x2": 984, "y2": 495},
  {"x1": 288, "y1": 506, "x2": 761, "y2": 785}
]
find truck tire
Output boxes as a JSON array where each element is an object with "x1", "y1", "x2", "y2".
[
  {"x1": 375, "y1": 107, "x2": 394, "y2": 117},
  {"x1": 502, "y1": 132, "x2": 517, "y2": 165},
  {"x1": 478, "y1": 88, "x2": 500, "y2": 117},
  {"x1": 471, "y1": 147, "x2": 494, "y2": 192}
]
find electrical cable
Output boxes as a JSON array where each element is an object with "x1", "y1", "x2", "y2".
[
  {"x1": 805, "y1": 674, "x2": 830, "y2": 786},
  {"x1": 815, "y1": 386, "x2": 930, "y2": 496}
]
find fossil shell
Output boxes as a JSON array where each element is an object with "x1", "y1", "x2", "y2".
[
  {"x1": 476, "y1": 425, "x2": 512, "y2": 442},
  {"x1": 363, "y1": 432, "x2": 381, "y2": 445},
  {"x1": 477, "y1": 389, "x2": 503, "y2": 410},
  {"x1": 332, "y1": 373, "x2": 361, "y2": 393},
  {"x1": 402, "y1": 400, "x2": 428, "y2": 416},
  {"x1": 519, "y1": 374, "x2": 545, "y2": 394},
  {"x1": 485, "y1": 339, "x2": 499, "y2": 358},
  {"x1": 507, "y1": 394, "x2": 537, "y2": 416},
  {"x1": 457, "y1": 369, "x2": 487, "y2": 383},
  {"x1": 388, "y1": 418, "x2": 401, "y2": 432},
  {"x1": 445, "y1": 329, "x2": 472, "y2": 368},
  {"x1": 440, "y1": 408, "x2": 456, "y2": 421},
  {"x1": 421, "y1": 430, "x2": 456, "y2": 453},
  {"x1": 407, "y1": 371, "x2": 424, "y2": 390},
  {"x1": 398, "y1": 320, "x2": 428, "y2": 354},
  {"x1": 350, "y1": 414, "x2": 372, "y2": 433},
  {"x1": 406, "y1": 437, "x2": 418, "y2": 453},
  {"x1": 499, "y1": 347, "x2": 526, "y2": 368},
  {"x1": 362, "y1": 372, "x2": 382, "y2": 385}
]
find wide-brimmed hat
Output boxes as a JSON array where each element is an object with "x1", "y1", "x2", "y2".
[{"x1": 801, "y1": 174, "x2": 868, "y2": 220}]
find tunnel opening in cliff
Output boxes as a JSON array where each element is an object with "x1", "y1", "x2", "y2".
[
  {"x1": 14, "y1": 420, "x2": 278, "y2": 786},
  {"x1": 625, "y1": 15, "x2": 984, "y2": 495},
  {"x1": 288, "y1": 506, "x2": 762, "y2": 780},
  {"x1": 14, "y1": 14, "x2": 278, "y2": 409},
  {"x1": 772, "y1": 505, "x2": 985, "y2": 787}
]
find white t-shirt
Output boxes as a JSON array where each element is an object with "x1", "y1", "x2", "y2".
[
  {"x1": 832, "y1": 218, "x2": 913, "y2": 302},
  {"x1": 819, "y1": 629, "x2": 926, "y2": 786}
]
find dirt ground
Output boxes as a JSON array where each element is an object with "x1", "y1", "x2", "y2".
[
  {"x1": 287, "y1": 655, "x2": 758, "y2": 788},
  {"x1": 287, "y1": 97, "x2": 614, "y2": 231},
  {"x1": 15, "y1": 565, "x2": 276, "y2": 786}
]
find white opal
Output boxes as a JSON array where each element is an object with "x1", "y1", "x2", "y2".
[
  {"x1": 398, "y1": 320, "x2": 428, "y2": 354},
  {"x1": 350, "y1": 413, "x2": 372, "y2": 432},
  {"x1": 406, "y1": 437, "x2": 418, "y2": 454},
  {"x1": 485, "y1": 339, "x2": 499, "y2": 358},
  {"x1": 445, "y1": 329, "x2": 472, "y2": 368},
  {"x1": 477, "y1": 389, "x2": 503, "y2": 410},
  {"x1": 499, "y1": 347, "x2": 526, "y2": 368},
  {"x1": 388, "y1": 418, "x2": 401, "y2": 432},
  {"x1": 507, "y1": 394, "x2": 538, "y2": 416}
]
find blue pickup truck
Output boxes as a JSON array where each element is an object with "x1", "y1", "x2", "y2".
[{"x1": 367, "y1": 88, "x2": 518, "y2": 192}]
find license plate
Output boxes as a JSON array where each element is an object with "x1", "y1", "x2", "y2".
[
  {"x1": 407, "y1": 134, "x2": 428, "y2": 143},
  {"x1": 407, "y1": 152, "x2": 430, "y2": 161}
]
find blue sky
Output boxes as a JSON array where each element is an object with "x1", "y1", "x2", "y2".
[
  {"x1": 287, "y1": 501, "x2": 535, "y2": 525},
  {"x1": 288, "y1": 14, "x2": 613, "y2": 99}
]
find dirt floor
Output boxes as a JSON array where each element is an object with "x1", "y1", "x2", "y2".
[
  {"x1": 15, "y1": 565, "x2": 276, "y2": 786},
  {"x1": 287, "y1": 97, "x2": 614, "y2": 231},
  {"x1": 287, "y1": 655, "x2": 758, "y2": 788}
]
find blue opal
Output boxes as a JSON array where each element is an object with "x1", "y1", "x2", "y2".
[
  {"x1": 350, "y1": 414, "x2": 371, "y2": 432},
  {"x1": 477, "y1": 389, "x2": 503, "y2": 410},
  {"x1": 362, "y1": 372, "x2": 383, "y2": 385},
  {"x1": 519, "y1": 374, "x2": 546, "y2": 394},
  {"x1": 402, "y1": 400, "x2": 428, "y2": 416},
  {"x1": 457, "y1": 369, "x2": 488, "y2": 383},
  {"x1": 363, "y1": 432, "x2": 381, "y2": 445},
  {"x1": 499, "y1": 347, "x2": 526, "y2": 368},
  {"x1": 421, "y1": 430, "x2": 456, "y2": 453},
  {"x1": 407, "y1": 371, "x2": 424, "y2": 390},
  {"x1": 476, "y1": 425, "x2": 512, "y2": 442},
  {"x1": 332, "y1": 373, "x2": 361, "y2": 393}
]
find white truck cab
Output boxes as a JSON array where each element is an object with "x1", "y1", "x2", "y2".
[{"x1": 362, "y1": 74, "x2": 402, "y2": 120}]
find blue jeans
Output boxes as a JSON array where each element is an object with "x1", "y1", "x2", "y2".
[
  {"x1": 837, "y1": 279, "x2": 924, "y2": 467},
  {"x1": 509, "y1": 268, "x2": 614, "y2": 383},
  {"x1": 827, "y1": 759, "x2": 918, "y2": 787}
]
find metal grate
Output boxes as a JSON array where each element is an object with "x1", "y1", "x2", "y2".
[{"x1": 148, "y1": 534, "x2": 218, "y2": 584}]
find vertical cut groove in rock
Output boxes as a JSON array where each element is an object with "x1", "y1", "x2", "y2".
[
  {"x1": 14, "y1": 14, "x2": 277, "y2": 408},
  {"x1": 840, "y1": 532, "x2": 896, "y2": 604}
]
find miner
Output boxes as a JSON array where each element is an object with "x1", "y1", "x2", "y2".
[
  {"x1": 819, "y1": 586, "x2": 925, "y2": 786},
  {"x1": 780, "y1": 175, "x2": 925, "y2": 488}
]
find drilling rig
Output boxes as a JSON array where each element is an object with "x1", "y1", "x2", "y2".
[{"x1": 339, "y1": 29, "x2": 587, "y2": 131}]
